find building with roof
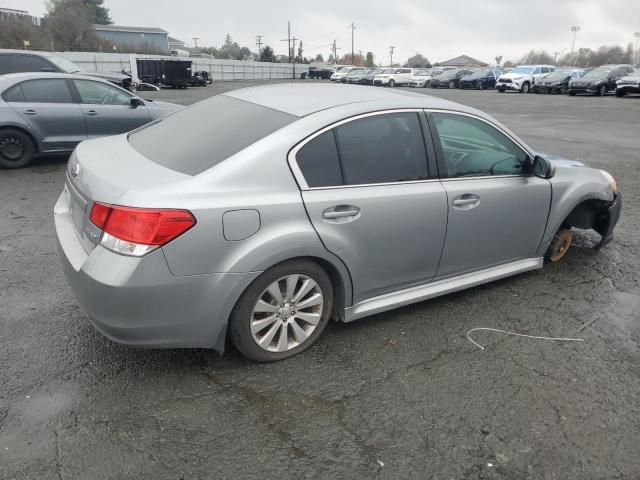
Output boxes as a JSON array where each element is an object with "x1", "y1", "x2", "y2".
[
  {"x1": 437, "y1": 55, "x2": 488, "y2": 67},
  {"x1": 94, "y1": 24, "x2": 169, "y2": 53},
  {"x1": 0, "y1": 7, "x2": 40, "y2": 25}
]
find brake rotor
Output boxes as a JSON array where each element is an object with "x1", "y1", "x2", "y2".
[{"x1": 549, "y1": 229, "x2": 574, "y2": 262}]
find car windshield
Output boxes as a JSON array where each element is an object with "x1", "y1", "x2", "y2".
[
  {"x1": 350, "y1": 68, "x2": 365, "y2": 74},
  {"x1": 582, "y1": 69, "x2": 611, "y2": 80},
  {"x1": 414, "y1": 70, "x2": 430, "y2": 76},
  {"x1": 512, "y1": 67, "x2": 535, "y2": 74},
  {"x1": 381, "y1": 69, "x2": 395, "y2": 74},
  {"x1": 545, "y1": 70, "x2": 571, "y2": 80},
  {"x1": 45, "y1": 55, "x2": 85, "y2": 73}
]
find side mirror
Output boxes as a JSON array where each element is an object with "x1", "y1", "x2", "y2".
[
  {"x1": 130, "y1": 98, "x2": 144, "y2": 108},
  {"x1": 533, "y1": 155, "x2": 555, "y2": 179}
]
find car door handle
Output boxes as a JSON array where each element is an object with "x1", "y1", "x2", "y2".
[
  {"x1": 23, "y1": 109, "x2": 37, "y2": 115},
  {"x1": 86, "y1": 110, "x2": 98, "y2": 116},
  {"x1": 322, "y1": 205, "x2": 360, "y2": 219},
  {"x1": 452, "y1": 194, "x2": 480, "y2": 209}
]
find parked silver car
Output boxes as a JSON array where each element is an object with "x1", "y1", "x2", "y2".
[
  {"x1": 54, "y1": 84, "x2": 621, "y2": 361},
  {"x1": 0, "y1": 73, "x2": 181, "y2": 168}
]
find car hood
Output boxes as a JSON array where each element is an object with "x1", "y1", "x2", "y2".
[
  {"x1": 537, "y1": 152, "x2": 585, "y2": 168},
  {"x1": 143, "y1": 100, "x2": 183, "y2": 112},
  {"x1": 619, "y1": 75, "x2": 640, "y2": 81}
]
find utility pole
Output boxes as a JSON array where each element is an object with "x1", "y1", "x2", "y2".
[
  {"x1": 280, "y1": 21, "x2": 292, "y2": 63},
  {"x1": 635, "y1": 32, "x2": 640, "y2": 67},
  {"x1": 569, "y1": 26, "x2": 580, "y2": 66},
  {"x1": 351, "y1": 23, "x2": 356, "y2": 65},
  {"x1": 332, "y1": 40, "x2": 338, "y2": 65},
  {"x1": 553, "y1": 51, "x2": 560, "y2": 64},
  {"x1": 256, "y1": 35, "x2": 263, "y2": 58},
  {"x1": 389, "y1": 46, "x2": 395, "y2": 66},
  {"x1": 192, "y1": 37, "x2": 200, "y2": 49}
]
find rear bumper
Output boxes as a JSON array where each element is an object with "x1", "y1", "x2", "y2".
[
  {"x1": 54, "y1": 191, "x2": 259, "y2": 351},
  {"x1": 596, "y1": 193, "x2": 622, "y2": 249}
]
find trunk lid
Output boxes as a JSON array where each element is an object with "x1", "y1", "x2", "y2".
[{"x1": 65, "y1": 134, "x2": 192, "y2": 251}]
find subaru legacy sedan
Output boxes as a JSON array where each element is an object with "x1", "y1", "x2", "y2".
[
  {"x1": 54, "y1": 84, "x2": 621, "y2": 361},
  {"x1": 0, "y1": 73, "x2": 181, "y2": 168}
]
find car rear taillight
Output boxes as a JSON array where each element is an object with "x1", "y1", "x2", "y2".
[{"x1": 89, "y1": 202, "x2": 196, "y2": 257}]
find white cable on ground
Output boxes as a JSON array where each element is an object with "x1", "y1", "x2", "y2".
[{"x1": 466, "y1": 327, "x2": 585, "y2": 350}]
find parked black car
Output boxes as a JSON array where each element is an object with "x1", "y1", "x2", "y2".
[
  {"x1": 533, "y1": 69, "x2": 585, "y2": 94},
  {"x1": 187, "y1": 70, "x2": 212, "y2": 86},
  {"x1": 360, "y1": 68, "x2": 384, "y2": 85},
  {"x1": 308, "y1": 66, "x2": 334, "y2": 79},
  {"x1": 430, "y1": 69, "x2": 474, "y2": 88},
  {"x1": 568, "y1": 65, "x2": 634, "y2": 96},
  {"x1": 0, "y1": 49, "x2": 133, "y2": 90},
  {"x1": 459, "y1": 69, "x2": 502, "y2": 89}
]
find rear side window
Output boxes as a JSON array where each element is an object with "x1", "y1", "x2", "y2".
[
  {"x1": 20, "y1": 79, "x2": 73, "y2": 103},
  {"x1": 295, "y1": 112, "x2": 429, "y2": 188},
  {"x1": 128, "y1": 95, "x2": 296, "y2": 175},
  {"x1": 20, "y1": 55, "x2": 56, "y2": 72},
  {"x1": 2, "y1": 84, "x2": 25, "y2": 102},
  {"x1": 296, "y1": 131, "x2": 343, "y2": 187},
  {"x1": 0, "y1": 54, "x2": 18, "y2": 74}
]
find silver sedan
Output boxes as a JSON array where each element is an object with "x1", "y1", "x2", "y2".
[
  {"x1": 54, "y1": 83, "x2": 621, "y2": 361},
  {"x1": 0, "y1": 72, "x2": 181, "y2": 168}
]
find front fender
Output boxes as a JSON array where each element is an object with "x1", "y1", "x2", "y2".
[{"x1": 537, "y1": 166, "x2": 614, "y2": 255}]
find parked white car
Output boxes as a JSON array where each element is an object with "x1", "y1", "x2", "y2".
[
  {"x1": 373, "y1": 68, "x2": 414, "y2": 87},
  {"x1": 330, "y1": 66, "x2": 354, "y2": 82},
  {"x1": 408, "y1": 69, "x2": 442, "y2": 87},
  {"x1": 496, "y1": 65, "x2": 556, "y2": 93},
  {"x1": 616, "y1": 71, "x2": 640, "y2": 97}
]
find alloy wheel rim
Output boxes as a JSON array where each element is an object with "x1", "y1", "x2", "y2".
[
  {"x1": 250, "y1": 274, "x2": 324, "y2": 353},
  {"x1": 0, "y1": 137, "x2": 25, "y2": 161}
]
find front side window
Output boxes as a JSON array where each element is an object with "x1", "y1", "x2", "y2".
[
  {"x1": 19, "y1": 79, "x2": 73, "y2": 103},
  {"x1": 432, "y1": 113, "x2": 528, "y2": 178},
  {"x1": 73, "y1": 80, "x2": 131, "y2": 105},
  {"x1": 20, "y1": 55, "x2": 56, "y2": 72}
]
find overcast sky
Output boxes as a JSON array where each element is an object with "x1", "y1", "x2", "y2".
[{"x1": 6, "y1": 0, "x2": 640, "y2": 63}]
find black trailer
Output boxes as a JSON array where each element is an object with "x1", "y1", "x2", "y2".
[{"x1": 136, "y1": 58, "x2": 192, "y2": 88}]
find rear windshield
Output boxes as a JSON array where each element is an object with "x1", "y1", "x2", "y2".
[{"x1": 128, "y1": 95, "x2": 297, "y2": 175}]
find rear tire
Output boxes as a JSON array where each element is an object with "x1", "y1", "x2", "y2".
[
  {"x1": 616, "y1": 90, "x2": 625, "y2": 97},
  {"x1": 521, "y1": 82, "x2": 530, "y2": 94},
  {"x1": 388, "y1": 79, "x2": 395, "y2": 87},
  {"x1": 476, "y1": 81, "x2": 483, "y2": 90},
  {"x1": 498, "y1": 88, "x2": 505, "y2": 93},
  {"x1": 229, "y1": 259, "x2": 334, "y2": 362},
  {"x1": 0, "y1": 128, "x2": 36, "y2": 169}
]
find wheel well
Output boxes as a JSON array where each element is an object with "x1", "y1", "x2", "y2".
[
  {"x1": 0, "y1": 126, "x2": 39, "y2": 154},
  {"x1": 564, "y1": 199, "x2": 611, "y2": 232}
]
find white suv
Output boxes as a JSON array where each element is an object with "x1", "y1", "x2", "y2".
[
  {"x1": 616, "y1": 71, "x2": 640, "y2": 97},
  {"x1": 373, "y1": 68, "x2": 414, "y2": 87},
  {"x1": 496, "y1": 65, "x2": 555, "y2": 93}
]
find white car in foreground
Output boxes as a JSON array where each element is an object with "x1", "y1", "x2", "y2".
[{"x1": 496, "y1": 65, "x2": 555, "y2": 93}]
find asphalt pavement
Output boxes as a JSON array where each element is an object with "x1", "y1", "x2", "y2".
[{"x1": 1, "y1": 80, "x2": 638, "y2": 480}]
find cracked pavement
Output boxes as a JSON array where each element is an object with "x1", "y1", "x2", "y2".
[{"x1": 1, "y1": 81, "x2": 638, "y2": 479}]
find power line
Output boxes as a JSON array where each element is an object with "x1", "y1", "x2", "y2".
[{"x1": 256, "y1": 35, "x2": 263, "y2": 55}]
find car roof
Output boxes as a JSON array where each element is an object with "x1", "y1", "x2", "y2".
[
  {"x1": 0, "y1": 48, "x2": 59, "y2": 56},
  {"x1": 224, "y1": 82, "x2": 479, "y2": 118},
  {"x1": 0, "y1": 72, "x2": 109, "y2": 82}
]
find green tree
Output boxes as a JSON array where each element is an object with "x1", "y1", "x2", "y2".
[
  {"x1": 295, "y1": 40, "x2": 304, "y2": 63},
  {"x1": 365, "y1": 51, "x2": 375, "y2": 67},
  {"x1": 315, "y1": 53, "x2": 324, "y2": 62},
  {"x1": 406, "y1": 52, "x2": 431, "y2": 68},
  {"x1": 82, "y1": 0, "x2": 111, "y2": 24},
  {"x1": 259, "y1": 45, "x2": 275, "y2": 62},
  {"x1": 519, "y1": 49, "x2": 554, "y2": 65},
  {"x1": 44, "y1": 0, "x2": 100, "y2": 51}
]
